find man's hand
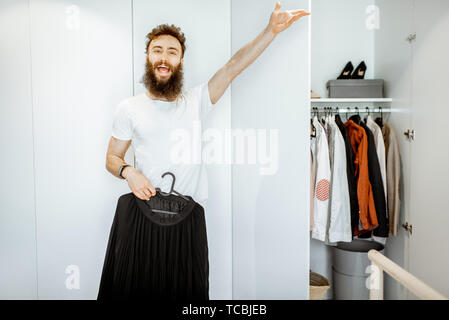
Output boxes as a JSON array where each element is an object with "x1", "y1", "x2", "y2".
[
  {"x1": 268, "y1": 1, "x2": 310, "y2": 35},
  {"x1": 207, "y1": 1, "x2": 310, "y2": 106},
  {"x1": 123, "y1": 167, "x2": 157, "y2": 201}
]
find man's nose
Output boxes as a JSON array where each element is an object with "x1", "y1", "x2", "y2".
[{"x1": 160, "y1": 52, "x2": 169, "y2": 62}]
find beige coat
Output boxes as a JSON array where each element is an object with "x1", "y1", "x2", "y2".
[{"x1": 382, "y1": 120, "x2": 401, "y2": 236}]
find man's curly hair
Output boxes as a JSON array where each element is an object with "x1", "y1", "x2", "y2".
[{"x1": 145, "y1": 24, "x2": 186, "y2": 58}]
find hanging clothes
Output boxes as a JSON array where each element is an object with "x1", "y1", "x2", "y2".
[
  {"x1": 97, "y1": 191, "x2": 209, "y2": 300},
  {"x1": 326, "y1": 115, "x2": 352, "y2": 243},
  {"x1": 310, "y1": 148, "x2": 317, "y2": 231},
  {"x1": 358, "y1": 122, "x2": 389, "y2": 243},
  {"x1": 366, "y1": 115, "x2": 388, "y2": 215},
  {"x1": 311, "y1": 116, "x2": 331, "y2": 242},
  {"x1": 335, "y1": 115, "x2": 359, "y2": 235},
  {"x1": 324, "y1": 115, "x2": 334, "y2": 244},
  {"x1": 381, "y1": 119, "x2": 401, "y2": 236},
  {"x1": 344, "y1": 120, "x2": 378, "y2": 235}
]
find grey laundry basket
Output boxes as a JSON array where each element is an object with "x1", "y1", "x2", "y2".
[{"x1": 332, "y1": 239, "x2": 385, "y2": 300}]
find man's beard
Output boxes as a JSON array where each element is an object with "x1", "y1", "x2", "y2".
[{"x1": 142, "y1": 58, "x2": 184, "y2": 101}]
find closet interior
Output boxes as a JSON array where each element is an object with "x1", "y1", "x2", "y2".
[{"x1": 310, "y1": 0, "x2": 449, "y2": 300}]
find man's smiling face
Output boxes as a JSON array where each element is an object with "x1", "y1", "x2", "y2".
[
  {"x1": 142, "y1": 34, "x2": 185, "y2": 100},
  {"x1": 147, "y1": 34, "x2": 183, "y2": 83}
]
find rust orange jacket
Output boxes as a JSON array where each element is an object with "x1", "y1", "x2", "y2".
[{"x1": 344, "y1": 120, "x2": 378, "y2": 235}]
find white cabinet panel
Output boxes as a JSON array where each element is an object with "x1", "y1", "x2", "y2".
[
  {"x1": 29, "y1": 0, "x2": 133, "y2": 299},
  {"x1": 408, "y1": 0, "x2": 449, "y2": 299},
  {"x1": 132, "y1": 0, "x2": 232, "y2": 300},
  {"x1": 374, "y1": 0, "x2": 414, "y2": 300},
  {"x1": 376, "y1": 0, "x2": 449, "y2": 299},
  {"x1": 232, "y1": 0, "x2": 311, "y2": 299},
  {"x1": 0, "y1": 0, "x2": 38, "y2": 299}
]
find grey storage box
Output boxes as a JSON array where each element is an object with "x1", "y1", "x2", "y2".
[
  {"x1": 327, "y1": 79, "x2": 384, "y2": 98},
  {"x1": 332, "y1": 239, "x2": 385, "y2": 300}
]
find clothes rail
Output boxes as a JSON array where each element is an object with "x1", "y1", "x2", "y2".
[{"x1": 311, "y1": 106, "x2": 391, "y2": 114}]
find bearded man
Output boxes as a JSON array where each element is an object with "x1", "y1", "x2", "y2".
[{"x1": 106, "y1": 2, "x2": 310, "y2": 208}]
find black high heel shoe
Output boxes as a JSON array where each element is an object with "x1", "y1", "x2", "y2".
[
  {"x1": 351, "y1": 61, "x2": 367, "y2": 79},
  {"x1": 337, "y1": 61, "x2": 354, "y2": 79}
]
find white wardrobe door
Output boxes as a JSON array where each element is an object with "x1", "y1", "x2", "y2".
[
  {"x1": 231, "y1": 0, "x2": 311, "y2": 299},
  {"x1": 132, "y1": 0, "x2": 233, "y2": 300},
  {"x1": 374, "y1": 0, "x2": 414, "y2": 300},
  {"x1": 29, "y1": 0, "x2": 133, "y2": 299},
  {"x1": 0, "y1": 0, "x2": 38, "y2": 299},
  {"x1": 408, "y1": 0, "x2": 449, "y2": 299}
]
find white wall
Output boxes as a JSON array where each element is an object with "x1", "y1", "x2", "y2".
[
  {"x1": 311, "y1": 0, "x2": 375, "y2": 98},
  {"x1": 231, "y1": 0, "x2": 311, "y2": 299}
]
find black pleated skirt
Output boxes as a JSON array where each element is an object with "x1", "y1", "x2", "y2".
[{"x1": 97, "y1": 191, "x2": 209, "y2": 300}]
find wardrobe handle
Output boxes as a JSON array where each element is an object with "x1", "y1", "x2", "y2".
[
  {"x1": 406, "y1": 33, "x2": 416, "y2": 43},
  {"x1": 404, "y1": 129, "x2": 415, "y2": 141},
  {"x1": 402, "y1": 222, "x2": 413, "y2": 235}
]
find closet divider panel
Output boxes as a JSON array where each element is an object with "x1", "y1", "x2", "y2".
[
  {"x1": 231, "y1": 0, "x2": 311, "y2": 299},
  {"x1": 30, "y1": 0, "x2": 134, "y2": 299},
  {"x1": 132, "y1": 0, "x2": 233, "y2": 299},
  {"x1": 0, "y1": 0, "x2": 38, "y2": 299}
]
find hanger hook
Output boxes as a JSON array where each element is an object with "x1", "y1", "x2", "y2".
[{"x1": 159, "y1": 172, "x2": 175, "y2": 195}]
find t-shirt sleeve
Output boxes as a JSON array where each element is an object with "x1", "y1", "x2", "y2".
[
  {"x1": 199, "y1": 81, "x2": 214, "y2": 119},
  {"x1": 111, "y1": 101, "x2": 133, "y2": 141}
]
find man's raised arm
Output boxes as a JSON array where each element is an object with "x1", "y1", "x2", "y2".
[{"x1": 207, "y1": 1, "x2": 310, "y2": 105}]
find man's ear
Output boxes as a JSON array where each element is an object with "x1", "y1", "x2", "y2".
[{"x1": 180, "y1": 57, "x2": 184, "y2": 67}]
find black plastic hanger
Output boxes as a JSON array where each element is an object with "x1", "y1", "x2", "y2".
[
  {"x1": 320, "y1": 107, "x2": 326, "y2": 126},
  {"x1": 146, "y1": 172, "x2": 190, "y2": 215},
  {"x1": 311, "y1": 111, "x2": 316, "y2": 138},
  {"x1": 375, "y1": 106, "x2": 384, "y2": 128},
  {"x1": 349, "y1": 107, "x2": 361, "y2": 125},
  {"x1": 364, "y1": 106, "x2": 370, "y2": 124},
  {"x1": 335, "y1": 107, "x2": 343, "y2": 124}
]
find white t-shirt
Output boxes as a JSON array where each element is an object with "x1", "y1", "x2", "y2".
[{"x1": 111, "y1": 82, "x2": 214, "y2": 208}]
